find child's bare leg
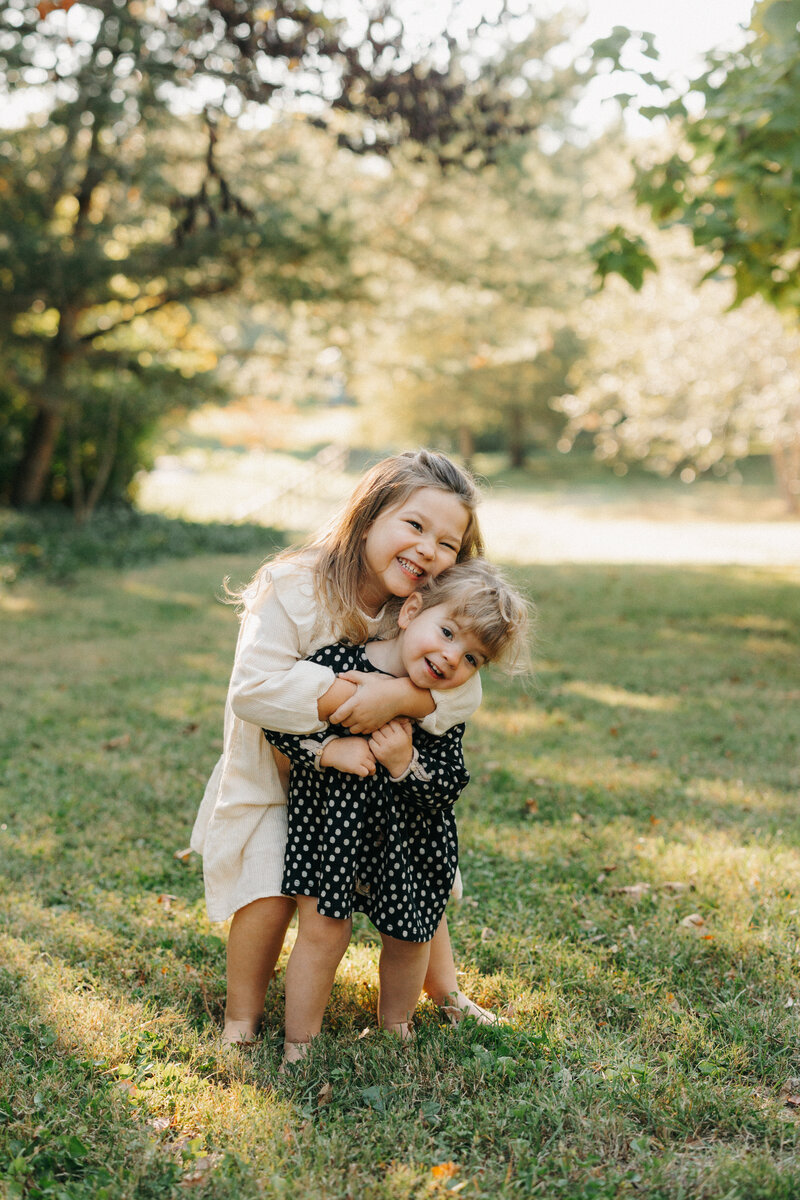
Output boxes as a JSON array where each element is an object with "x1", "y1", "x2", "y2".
[
  {"x1": 283, "y1": 896, "x2": 352, "y2": 1056},
  {"x1": 423, "y1": 913, "x2": 499, "y2": 1025},
  {"x1": 378, "y1": 933, "x2": 430, "y2": 1038},
  {"x1": 224, "y1": 895, "x2": 296, "y2": 1043}
]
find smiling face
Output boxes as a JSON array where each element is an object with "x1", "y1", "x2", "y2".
[
  {"x1": 395, "y1": 595, "x2": 489, "y2": 691},
  {"x1": 359, "y1": 487, "x2": 470, "y2": 614}
]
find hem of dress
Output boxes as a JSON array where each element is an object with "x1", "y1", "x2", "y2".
[{"x1": 205, "y1": 886, "x2": 294, "y2": 924}]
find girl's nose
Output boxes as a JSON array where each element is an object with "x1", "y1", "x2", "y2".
[{"x1": 417, "y1": 535, "x2": 435, "y2": 560}]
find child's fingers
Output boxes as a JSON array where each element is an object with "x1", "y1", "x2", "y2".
[
  {"x1": 337, "y1": 671, "x2": 371, "y2": 686},
  {"x1": 328, "y1": 697, "x2": 356, "y2": 725}
]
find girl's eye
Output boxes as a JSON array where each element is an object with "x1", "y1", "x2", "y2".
[
  {"x1": 441, "y1": 542, "x2": 458, "y2": 553},
  {"x1": 466, "y1": 654, "x2": 477, "y2": 668},
  {"x1": 441, "y1": 627, "x2": 453, "y2": 639},
  {"x1": 407, "y1": 520, "x2": 422, "y2": 531}
]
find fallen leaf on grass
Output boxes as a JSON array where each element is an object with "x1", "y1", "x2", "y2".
[
  {"x1": 784, "y1": 1095, "x2": 800, "y2": 1109},
  {"x1": 525, "y1": 798, "x2": 539, "y2": 814},
  {"x1": 115, "y1": 1079, "x2": 138, "y2": 1099},
  {"x1": 157, "y1": 894, "x2": 177, "y2": 912},
  {"x1": 481, "y1": 927, "x2": 495, "y2": 942},
  {"x1": 104, "y1": 734, "x2": 131, "y2": 750},
  {"x1": 147, "y1": 1116, "x2": 171, "y2": 1133},
  {"x1": 661, "y1": 881, "x2": 693, "y2": 894},
  {"x1": 317, "y1": 1081, "x2": 333, "y2": 1107},
  {"x1": 679, "y1": 913, "x2": 708, "y2": 933},
  {"x1": 610, "y1": 883, "x2": 650, "y2": 901},
  {"x1": 431, "y1": 1162, "x2": 460, "y2": 1180}
]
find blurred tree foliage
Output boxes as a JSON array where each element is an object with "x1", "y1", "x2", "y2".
[
  {"x1": 320, "y1": 13, "x2": 595, "y2": 468},
  {"x1": 0, "y1": 0, "x2": 556, "y2": 518},
  {"x1": 586, "y1": 0, "x2": 800, "y2": 508},
  {"x1": 558, "y1": 228, "x2": 800, "y2": 509}
]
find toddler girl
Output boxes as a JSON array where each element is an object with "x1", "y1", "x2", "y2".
[
  {"x1": 263, "y1": 559, "x2": 529, "y2": 1061},
  {"x1": 191, "y1": 450, "x2": 497, "y2": 1044}
]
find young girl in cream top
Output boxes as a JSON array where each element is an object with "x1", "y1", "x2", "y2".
[{"x1": 191, "y1": 450, "x2": 497, "y2": 1044}]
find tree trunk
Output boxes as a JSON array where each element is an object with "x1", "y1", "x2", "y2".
[
  {"x1": 507, "y1": 405, "x2": 526, "y2": 470},
  {"x1": 82, "y1": 395, "x2": 122, "y2": 522},
  {"x1": 771, "y1": 437, "x2": 800, "y2": 515},
  {"x1": 12, "y1": 406, "x2": 64, "y2": 506},
  {"x1": 457, "y1": 423, "x2": 475, "y2": 469}
]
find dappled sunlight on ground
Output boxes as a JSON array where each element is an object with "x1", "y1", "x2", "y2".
[
  {"x1": 559, "y1": 681, "x2": 681, "y2": 711},
  {"x1": 710, "y1": 613, "x2": 795, "y2": 634},
  {"x1": 517, "y1": 755, "x2": 670, "y2": 793},
  {"x1": 479, "y1": 498, "x2": 800, "y2": 566},
  {"x1": 471, "y1": 707, "x2": 554, "y2": 735},
  {"x1": 137, "y1": 449, "x2": 800, "y2": 566},
  {"x1": 120, "y1": 580, "x2": 207, "y2": 607},
  {"x1": 3, "y1": 931, "x2": 296, "y2": 1152},
  {"x1": 0, "y1": 591, "x2": 38, "y2": 614},
  {"x1": 685, "y1": 776, "x2": 794, "y2": 814}
]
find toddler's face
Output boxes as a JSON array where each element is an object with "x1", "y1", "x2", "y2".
[{"x1": 398, "y1": 601, "x2": 488, "y2": 691}]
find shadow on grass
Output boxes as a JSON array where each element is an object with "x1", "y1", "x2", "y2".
[{"x1": 0, "y1": 506, "x2": 286, "y2": 584}]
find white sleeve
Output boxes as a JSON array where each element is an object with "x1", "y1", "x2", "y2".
[
  {"x1": 228, "y1": 567, "x2": 335, "y2": 734},
  {"x1": 418, "y1": 670, "x2": 482, "y2": 736}
]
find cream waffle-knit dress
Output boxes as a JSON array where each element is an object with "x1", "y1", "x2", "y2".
[{"x1": 190, "y1": 559, "x2": 480, "y2": 922}]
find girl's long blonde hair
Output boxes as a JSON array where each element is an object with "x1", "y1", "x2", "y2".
[{"x1": 242, "y1": 450, "x2": 484, "y2": 644}]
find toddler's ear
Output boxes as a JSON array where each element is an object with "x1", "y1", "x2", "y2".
[{"x1": 397, "y1": 591, "x2": 424, "y2": 628}]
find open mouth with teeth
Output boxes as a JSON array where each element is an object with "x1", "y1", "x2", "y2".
[
  {"x1": 397, "y1": 556, "x2": 424, "y2": 579},
  {"x1": 425, "y1": 658, "x2": 444, "y2": 680}
]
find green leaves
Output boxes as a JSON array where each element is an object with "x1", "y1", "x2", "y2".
[
  {"x1": 588, "y1": 227, "x2": 657, "y2": 292},
  {"x1": 762, "y1": 0, "x2": 800, "y2": 42}
]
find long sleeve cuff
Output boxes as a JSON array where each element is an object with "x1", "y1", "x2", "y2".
[{"x1": 389, "y1": 746, "x2": 431, "y2": 783}]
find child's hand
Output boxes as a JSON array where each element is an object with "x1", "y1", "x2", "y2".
[
  {"x1": 369, "y1": 718, "x2": 414, "y2": 779},
  {"x1": 319, "y1": 736, "x2": 376, "y2": 777},
  {"x1": 329, "y1": 674, "x2": 432, "y2": 733}
]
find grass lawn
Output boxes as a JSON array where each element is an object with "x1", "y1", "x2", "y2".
[{"x1": 1, "y1": 552, "x2": 799, "y2": 1199}]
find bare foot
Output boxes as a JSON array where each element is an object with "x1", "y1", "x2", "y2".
[
  {"x1": 439, "y1": 991, "x2": 504, "y2": 1027},
  {"x1": 280, "y1": 1040, "x2": 310, "y2": 1073},
  {"x1": 222, "y1": 1018, "x2": 261, "y2": 1047},
  {"x1": 382, "y1": 1020, "x2": 413, "y2": 1044}
]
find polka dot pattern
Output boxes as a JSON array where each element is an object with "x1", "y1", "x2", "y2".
[{"x1": 265, "y1": 642, "x2": 469, "y2": 943}]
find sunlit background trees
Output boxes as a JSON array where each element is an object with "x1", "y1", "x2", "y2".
[{"x1": 2, "y1": 0, "x2": 799, "y2": 519}]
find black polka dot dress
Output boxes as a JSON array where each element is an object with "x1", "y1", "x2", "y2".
[{"x1": 264, "y1": 642, "x2": 469, "y2": 943}]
